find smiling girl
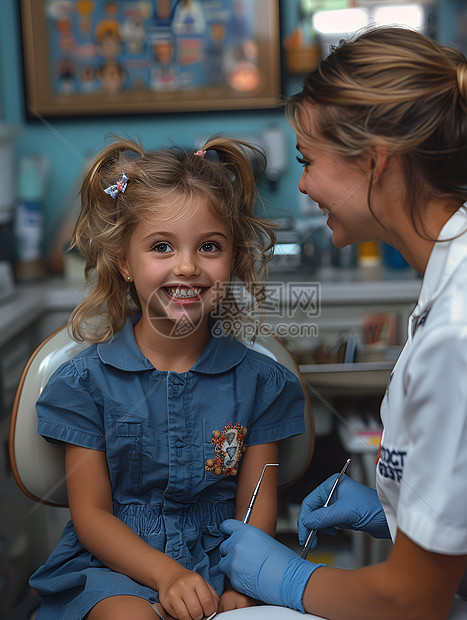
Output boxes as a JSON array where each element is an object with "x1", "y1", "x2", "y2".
[{"x1": 29, "y1": 137, "x2": 306, "y2": 620}]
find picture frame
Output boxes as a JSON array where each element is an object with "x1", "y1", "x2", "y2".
[{"x1": 20, "y1": 0, "x2": 282, "y2": 119}]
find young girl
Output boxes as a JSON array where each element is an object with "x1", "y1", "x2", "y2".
[{"x1": 29, "y1": 136, "x2": 306, "y2": 620}]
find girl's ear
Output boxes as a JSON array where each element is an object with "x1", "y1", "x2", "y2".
[{"x1": 117, "y1": 254, "x2": 132, "y2": 282}]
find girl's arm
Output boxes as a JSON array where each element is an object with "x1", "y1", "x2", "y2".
[
  {"x1": 302, "y1": 530, "x2": 467, "y2": 620},
  {"x1": 234, "y1": 441, "x2": 279, "y2": 535},
  {"x1": 65, "y1": 444, "x2": 218, "y2": 620}
]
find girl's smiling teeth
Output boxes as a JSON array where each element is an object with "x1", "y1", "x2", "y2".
[{"x1": 165, "y1": 285, "x2": 204, "y2": 300}]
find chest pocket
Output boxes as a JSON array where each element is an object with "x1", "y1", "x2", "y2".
[
  {"x1": 113, "y1": 418, "x2": 143, "y2": 494},
  {"x1": 203, "y1": 419, "x2": 247, "y2": 479}
]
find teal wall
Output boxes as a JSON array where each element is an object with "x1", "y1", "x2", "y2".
[
  {"x1": 0, "y1": 1, "x2": 304, "y2": 250},
  {"x1": 1, "y1": 0, "x2": 457, "y2": 253}
]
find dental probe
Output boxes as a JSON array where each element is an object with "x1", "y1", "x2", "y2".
[
  {"x1": 300, "y1": 458, "x2": 352, "y2": 559},
  {"x1": 203, "y1": 467, "x2": 280, "y2": 618},
  {"x1": 242, "y1": 463, "x2": 279, "y2": 524}
]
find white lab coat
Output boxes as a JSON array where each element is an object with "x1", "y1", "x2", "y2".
[{"x1": 376, "y1": 205, "x2": 467, "y2": 615}]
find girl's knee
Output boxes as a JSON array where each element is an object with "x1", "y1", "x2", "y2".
[{"x1": 87, "y1": 595, "x2": 157, "y2": 619}]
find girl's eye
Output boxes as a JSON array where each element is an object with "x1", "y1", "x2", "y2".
[
  {"x1": 153, "y1": 242, "x2": 172, "y2": 253},
  {"x1": 200, "y1": 241, "x2": 220, "y2": 253},
  {"x1": 296, "y1": 155, "x2": 311, "y2": 168}
]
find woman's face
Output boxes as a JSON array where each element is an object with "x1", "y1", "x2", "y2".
[{"x1": 295, "y1": 106, "x2": 383, "y2": 247}]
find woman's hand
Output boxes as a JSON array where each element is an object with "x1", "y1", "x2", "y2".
[
  {"x1": 298, "y1": 473, "x2": 391, "y2": 545},
  {"x1": 219, "y1": 519, "x2": 322, "y2": 612},
  {"x1": 157, "y1": 564, "x2": 218, "y2": 620}
]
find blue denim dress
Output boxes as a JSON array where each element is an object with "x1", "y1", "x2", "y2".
[{"x1": 30, "y1": 317, "x2": 305, "y2": 619}]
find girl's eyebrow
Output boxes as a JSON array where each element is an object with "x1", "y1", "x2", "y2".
[
  {"x1": 142, "y1": 230, "x2": 174, "y2": 242},
  {"x1": 200, "y1": 231, "x2": 230, "y2": 240},
  {"x1": 143, "y1": 230, "x2": 230, "y2": 242}
]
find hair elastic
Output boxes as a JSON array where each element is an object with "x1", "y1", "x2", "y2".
[
  {"x1": 194, "y1": 150, "x2": 206, "y2": 157},
  {"x1": 457, "y1": 62, "x2": 467, "y2": 101},
  {"x1": 104, "y1": 173, "x2": 129, "y2": 198}
]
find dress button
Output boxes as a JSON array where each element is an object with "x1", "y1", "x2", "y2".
[{"x1": 175, "y1": 440, "x2": 184, "y2": 457}]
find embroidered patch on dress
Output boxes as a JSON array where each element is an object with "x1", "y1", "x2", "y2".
[{"x1": 205, "y1": 422, "x2": 247, "y2": 476}]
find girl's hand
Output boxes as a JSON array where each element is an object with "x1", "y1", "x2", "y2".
[
  {"x1": 152, "y1": 602, "x2": 177, "y2": 620},
  {"x1": 218, "y1": 589, "x2": 257, "y2": 613},
  {"x1": 157, "y1": 564, "x2": 219, "y2": 620}
]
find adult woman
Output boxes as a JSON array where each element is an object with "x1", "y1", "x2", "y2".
[{"x1": 219, "y1": 27, "x2": 467, "y2": 619}]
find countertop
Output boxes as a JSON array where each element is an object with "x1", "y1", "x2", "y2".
[
  {"x1": 0, "y1": 279, "x2": 86, "y2": 348},
  {"x1": 270, "y1": 264, "x2": 421, "y2": 304},
  {"x1": 0, "y1": 267, "x2": 422, "y2": 349}
]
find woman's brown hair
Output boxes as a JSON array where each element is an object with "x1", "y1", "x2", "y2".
[{"x1": 286, "y1": 27, "x2": 467, "y2": 237}]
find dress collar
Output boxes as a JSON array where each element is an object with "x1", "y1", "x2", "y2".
[
  {"x1": 97, "y1": 316, "x2": 247, "y2": 374},
  {"x1": 413, "y1": 204, "x2": 467, "y2": 320}
]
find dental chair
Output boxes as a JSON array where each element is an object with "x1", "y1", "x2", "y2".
[{"x1": 9, "y1": 319, "x2": 315, "y2": 618}]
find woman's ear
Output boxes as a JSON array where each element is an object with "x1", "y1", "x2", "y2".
[{"x1": 370, "y1": 143, "x2": 391, "y2": 183}]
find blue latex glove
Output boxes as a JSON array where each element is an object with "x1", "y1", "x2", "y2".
[
  {"x1": 298, "y1": 473, "x2": 391, "y2": 546},
  {"x1": 219, "y1": 519, "x2": 324, "y2": 613}
]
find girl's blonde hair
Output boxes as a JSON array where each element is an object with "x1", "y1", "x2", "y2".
[
  {"x1": 286, "y1": 27, "x2": 467, "y2": 237},
  {"x1": 70, "y1": 136, "x2": 275, "y2": 342}
]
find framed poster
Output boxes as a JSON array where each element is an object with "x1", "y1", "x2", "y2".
[{"x1": 20, "y1": 0, "x2": 282, "y2": 119}]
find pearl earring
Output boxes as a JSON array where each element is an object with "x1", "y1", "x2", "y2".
[{"x1": 126, "y1": 276, "x2": 132, "y2": 282}]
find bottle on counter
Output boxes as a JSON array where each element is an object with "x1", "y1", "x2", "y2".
[
  {"x1": 0, "y1": 123, "x2": 18, "y2": 269},
  {"x1": 357, "y1": 241, "x2": 381, "y2": 267},
  {"x1": 15, "y1": 155, "x2": 48, "y2": 281}
]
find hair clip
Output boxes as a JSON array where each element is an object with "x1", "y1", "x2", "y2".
[
  {"x1": 194, "y1": 150, "x2": 206, "y2": 157},
  {"x1": 104, "y1": 173, "x2": 129, "y2": 199}
]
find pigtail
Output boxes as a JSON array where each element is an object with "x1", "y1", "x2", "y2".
[
  {"x1": 69, "y1": 138, "x2": 144, "y2": 342},
  {"x1": 201, "y1": 136, "x2": 276, "y2": 274},
  {"x1": 198, "y1": 136, "x2": 277, "y2": 333},
  {"x1": 201, "y1": 136, "x2": 261, "y2": 217}
]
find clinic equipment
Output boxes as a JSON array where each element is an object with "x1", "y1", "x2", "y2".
[
  {"x1": 242, "y1": 463, "x2": 279, "y2": 524},
  {"x1": 300, "y1": 458, "x2": 352, "y2": 559}
]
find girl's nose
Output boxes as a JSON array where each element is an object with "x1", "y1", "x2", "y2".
[{"x1": 174, "y1": 251, "x2": 200, "y2": 277}]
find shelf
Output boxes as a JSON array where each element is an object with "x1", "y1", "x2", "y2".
[
  {"x1": 299, "y1": 361, "x2": 393, "y2": 390},
  {"x1": 268, "y1": 265, "x2": 421, "y2": 305}
]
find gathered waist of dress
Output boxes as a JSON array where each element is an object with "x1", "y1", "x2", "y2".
[{"x1": 113, "y1": 496, "x2": 235, "y2": 528}]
